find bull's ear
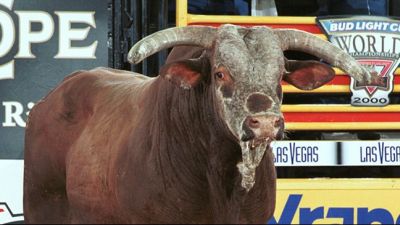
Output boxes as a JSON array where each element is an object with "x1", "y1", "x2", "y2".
[
  {"x1": 283, "y1": 60, "x2": 335, "y2": 90},
  {"x1": 160, "y1": 59, "x2": 203, "y2": 89}
]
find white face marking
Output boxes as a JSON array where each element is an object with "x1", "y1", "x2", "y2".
[
  {"x1": 237, "y1": 139, "x2": 270, "y2": 192},
  {"x1": 213, "y1": 25, "x2": 285, "y2": 191}
]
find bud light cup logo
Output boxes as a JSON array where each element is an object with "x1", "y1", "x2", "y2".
[{"x1": 318, "y1": 16, "x2": 400, "y2": 106}]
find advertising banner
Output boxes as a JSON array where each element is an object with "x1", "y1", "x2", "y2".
[
  {"x1": 0, "y1": 0, "x2": 108, "y2": 223},
  {"x1": 342, "y1": 141, "x2": 400, "y2": 166},
  {"x1": 272, "y1": 140, "x2": 400, "y2": 166},
  {"x1": 0, "y1": 160, "x2": 24, "y2": 224},
  {"x1": 0, "y1": 0, "x2": 108, "y2": 160},
  {"x1": 318, "y1": 16, "x2": 400, "y2": 106},
  {"x1": 271, "y1": 141, "x2": 338, "y2": 166},
  {"x1": 268, "y1": 179, "x2": 400, "y2": 225}
]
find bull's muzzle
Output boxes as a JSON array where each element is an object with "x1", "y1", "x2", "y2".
[{"x1": 241, "y1": 115, "x2": 284, "y2": 149}]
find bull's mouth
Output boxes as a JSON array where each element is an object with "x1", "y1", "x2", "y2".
[
  {"x1": 238, "y1": 136, "x2": 273, "y2": 192},
  {"x1": 240, "y1": 130, "x2": 275, "y2": 151},
  {"x1": 240, "y1": 125, "x2": 284, "y2": 151},
  {"x1": 248, "y1": 137, "x2": 272, "y2": 151}
]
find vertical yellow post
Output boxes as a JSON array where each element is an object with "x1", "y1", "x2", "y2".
[{"x1": 176, "y1": 0, "x2": 188, "y2": 27}]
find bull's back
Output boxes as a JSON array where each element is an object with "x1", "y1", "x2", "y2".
[{"x1": 24, "y1": 67, "x2": 153, "y2": 223}]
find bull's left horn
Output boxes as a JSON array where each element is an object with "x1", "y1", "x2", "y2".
[
  {"x1": 273, "y1": 29, "x2": 372, "y2": 84},
  {"x1": 128, "y1": 26, "x2": 217, "y2": 64}
]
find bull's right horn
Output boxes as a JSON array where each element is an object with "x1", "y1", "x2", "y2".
[
  {"x1": 274, "y1": 29, "x2": 373, "y2": 84},
  {"x1": 128, "y1": 26, "x2": 217, "y2": 64}
]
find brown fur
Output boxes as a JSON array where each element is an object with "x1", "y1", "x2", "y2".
[{"x1": 24, "y1": 66, "x2": 276, "y2": 224}]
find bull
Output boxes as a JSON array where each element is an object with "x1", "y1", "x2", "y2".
[{"x1": 24, "y1": 24, "x2": 376, "y2": 224}]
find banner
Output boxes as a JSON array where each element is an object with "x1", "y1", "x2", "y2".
[
  {"x1": 0, "y1": 0, "x2": 108, "y2": 158},
  {"x1": 0, "y1": 0, "x2": 108, "y2": 223},
  {"x1": 342, "y1": 141, "x2": 400, "y2": 166},
  {"x1": 268, "y1": 179, "x2": 400, "y2": 225},
  {"x1": 0, "y1": 160, "x2": 24, "y2": 224},
  {"x1": 271, "y1": 141, "x2": 337, "y2": 166},
  {"x1": 272, "y1": 140, "x2": 400, "y2": 166},
  {"x1": 318, "y1": 16, "x2": 400, "y2": 106}
]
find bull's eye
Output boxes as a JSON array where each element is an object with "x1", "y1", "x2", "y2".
[{"x1": 215, "y1": 72, "x2": 225, "y2": 80}]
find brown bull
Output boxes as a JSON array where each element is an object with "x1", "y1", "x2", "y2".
[{"x1": 24, "y1": 24, "x2": 375, "y2": 224}]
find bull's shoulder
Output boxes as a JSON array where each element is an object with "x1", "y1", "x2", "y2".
[
  {"x1": 31, "y1": 67, "x2": 154, "y2": 124},
  {"x1": 58, "y1": 67, "x2": 153, "y2": 91},
  {"x1": 89, "y1": 67, "x2": 150, "y2": 81}
]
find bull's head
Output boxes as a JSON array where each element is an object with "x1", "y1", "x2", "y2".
[{"x1": 128, "y1": 24, "x2": 374, "y2": 191}]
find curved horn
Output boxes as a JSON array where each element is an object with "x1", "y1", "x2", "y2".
[
  {"x1": 128, "y1": 26, "x2": 217, "y2": 64},
  {"x1": 274, "y1": 29, "x2": 372, "y2": 83}
]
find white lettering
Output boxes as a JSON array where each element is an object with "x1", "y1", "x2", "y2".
[
  {"x1": 0, "y1": 11, "x2": 15, "y2": 57},
  {"x1": 390, "y1": 23, "x2": 400, "y2": 32},
  {"x1": 54, "y1": 12, "x2": 98, "y2": 58},
  {"x1": 0, "y1": 6, "x2": 99, "y2": 80},
  {"x1": 15, "y1": 11, "x2": 55, "y2": 58},
  {"x1": 0, "y1": 60, "x2": 14, "y2": 80},
  {"x1": 331, "y1": 23, "x2": 337, "y2": 32},
  {"x1": 2, "y1": 101, "x2": 26, "y2": 127}
]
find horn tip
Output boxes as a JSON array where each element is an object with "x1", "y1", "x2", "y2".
[{"x1": 127, "y1": 50, "x2": 144, "y2": 65}]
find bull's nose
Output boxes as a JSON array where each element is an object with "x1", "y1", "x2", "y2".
[
  {"x1": 274, "y1": 117, "x2": 283, "y2": 128},
  {"x1": 244, "y1": 116, "x2": 282, "y2": 129},
  {"x1": 247, "y1": 117, "x2": 261, "y2": 129},
  {"x1": 241, "y1": 117, "x2": 256, "y2": 141},
  {"x1": 241, "y1": 115, "x2": 283, "y2": 141}
]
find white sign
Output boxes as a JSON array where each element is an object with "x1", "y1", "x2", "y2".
[
  {"x1": 342, "y1": 141, "x2": 400, "y2": 166},
  {"x1": 0, "y1": 160, "x2": 24, "y2": 224},
  {"x1": 271, "y1": 141, "x2": 338, "y2": 166}
]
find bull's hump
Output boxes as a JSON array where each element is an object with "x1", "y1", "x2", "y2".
[{"x1": 91, "y1": 67, "x2": 151, "y2": 80}]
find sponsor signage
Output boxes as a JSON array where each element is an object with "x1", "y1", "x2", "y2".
[
  {"x1": 0, "y1": 160, "x2": 24, "y2": 224},
  {"x1": 0, "y1": 1, "x2": 108, "y2": 223},
  {"x1": 268, "y1": 179, "x2": 400, "y2": 225},
  {"x1": 342, "y1": 141, "x2": 400, "y2": 166},
  {"x1": 271, "y1": 141, "x2": 337, "y2": 166},
  {"x1": 0, "y1": 0, "x2": 108, "y2": 159},
  {"x1": 318, "y1": 16, "x2": 400, "y2": 106},
  {"x1": 273, "y1": 140, "x2": 400, "y2": 166}
]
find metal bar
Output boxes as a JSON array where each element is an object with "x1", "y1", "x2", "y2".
[
  {"x1": 176, "y1": 0, "x2": 188, "y2": 27},
  {"x1": 283, "y1": 84, "x2": 400, "y2": 93},
  {"x1": 285, "y1": 122, "x2": 400, "y2": 130},
  {"x1": 188, "y1": 14, "x2": 317, "y2": 25},
  {"x1": 107, "y1": 0, "x2": 114, "y2": 68},
  {"x1": 113, "y1": 0, "x2": 123, "y2": 69},
  {"x1": 157, "y1": 0, "x2": 168, "y2": 69},
  {"x1": 277, "y1": 178, "x2": 400, "y2": 190},
  {"x1": 334, "y1": 68, "x2": 400, "y2": 75},
  {"x1": 130, "y1": 0, "x2": 141, "y2": 73},
  {"x1": 141, "y1": 0, "x2": 148, "y2": 75},
  {"x1": 282, "y1": 104, "x2": 400, "y2": 112}
]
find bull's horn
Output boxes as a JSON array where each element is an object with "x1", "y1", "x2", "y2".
[
  {"x1": 274, "y1": 29, "x2": 372, "y2": 84},
  {"x1": 128, "y1": 26, "x2": 216, "y2": 64}
]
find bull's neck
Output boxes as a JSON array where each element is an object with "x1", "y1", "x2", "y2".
[
  {"x1": 121, "y1": 77, "x2": 247, "y2": 222},
  {"x1": 143, "y1": 77, "x2": 244, "y2": 196}
]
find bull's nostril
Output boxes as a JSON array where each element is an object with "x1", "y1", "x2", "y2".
[
  {"x1": 249, "y1": 118, "x2": 260, "y2": 128},
  {"x1": 274, "y1": 117, "x2": 283, "y2": 128},
  {"x1": 249, "y1": 118, "x2": 260, "y2": 126}
]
